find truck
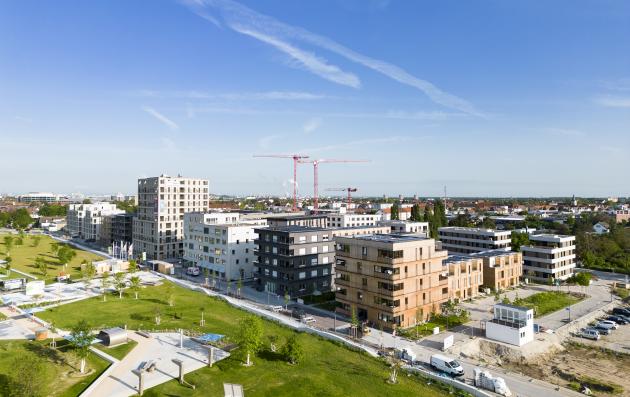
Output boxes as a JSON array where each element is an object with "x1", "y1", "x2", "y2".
[
  {"x1": 473, "y1": 368, "x2": 512, "y2": 396},
  {"x1": 429, "y1": 354, "x2": 464, "y2": 377}
]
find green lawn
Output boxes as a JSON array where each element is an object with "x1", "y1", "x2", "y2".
[
  {"x1": 0, "y1": 234, "x2": 104, "y2": 283},
  {"x1": 0, "y1": 339, "x2": 109, "y2": 397},
  {"x1": 94, "y1": 340, "x2": 138, "y2": 360},
  {"x1": 514, "y1": 291, "x2": 584, "y2": 317},
  {"x1": 400, "y1": 313, "x2": 469, "y2": 340},
  {"x1": 39, "y1": 282, "x2": 466, "y2": 397}
]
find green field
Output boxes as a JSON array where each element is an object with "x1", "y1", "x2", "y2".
[
  {"x1": 94, "y1": 340, "x2": 138, "y2": 360},
  {"x1": 0, "y1": 339, "x2": 109, "y2": 397},
  {"x1": 0, "y1": 234, "x2": 104, "y2": 283},
  {"x1": 39, "y1": 282, "x2": 465, "y2": 397},
  {"x1": 514, "y1": 291, "x2": 584, "y2": 317}
]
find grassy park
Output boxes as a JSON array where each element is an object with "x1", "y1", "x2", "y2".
[
  {"x1": 0, "y1": 234, "x2": 104, "y2": 283},
  {"x1": 94, "y1": 339, "x2": 138, "y2": 360},
  {"x1": 0, "y1": 339, "x2": 109, "y2": 397},
  {"x1": 513, "y1": 291, "x2": 584, "y2": 317},
  {"x1": 39, "y1": 282, "x2": 468, "y2": 397}
]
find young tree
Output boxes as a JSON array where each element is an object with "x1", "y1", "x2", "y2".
[
  {"x1": 128, "y1": 259, "x2": 138, "y2": 273},
  {"x1": 237, "y1": 277, "x2": 243, "y2": 298},
  {"x1": 281, "y1": 335, "x2": 304, "y2": 365},
  {"x1": 50, "y1": 242, "x2": 59, "y2": 255},
  {"x1": 284, "y1": 291, "x2": 290, "y2": 310},
  {"x1": 57, "y1": 246, "x2": 76, "y2": 266},
  {"x1": 84, "y1": 262, "x2": 96, "y2": 286},
  {"x1": 14, "y1": 235, "x2": 23, "y2": 246},
  {"x1": 6, "y1": 352, "x2": 51, "y2": 397},
  {"x1": 350, "y1": 305, "x2": 359, "y2": 339},
  {"x1": 31, "y1": 235, "x2": 41, "y2": 248},
  {"x1": 100, "y1": 271, "x2": 110, "y2": 301},
  {"x1": 387, "y1": 356, "x2": 403, "y2": 384},
  {"x1": 154, "y1": 306, "x2": 162, "y2": 325},
  {"x1": 113, "y1": 272, "x2": 126, "y2": 299},
  {"x1": 36, "y1": 257, "x2": 48, "y2": 277},
  {"x1": 203, "y1": 267, "x2": 210, "y2": 287},
  {"x1": 69, "y1": 320, "x2": 95, "y2": 374},
  {"x1": 164, "y1": 284, "x2": 175, "y2": 307},
  {"x1": 391, "y1": 202, "x2": 400, "y2": 220},
  {"x1": 211, "y1": 271, "x2": 217, "y2": 289},
  {"x1": 129, "y1": 275, "x2": 141, "y2": 299},
  {"x1": 226, "y1": 279, "x2": 232, "y2": 295},
  {"x1": 3, "y1": 235, "x2": 14, "y2": 255},
  {"x1": 268, "y1": 334, "x2": 278, "y2": 352},
  {"x1": 5, "y1": 256, "x2": 12, "y2": 276},
  {"x1": 236, "y1": 316, "x2": 264, "y2": 366}
]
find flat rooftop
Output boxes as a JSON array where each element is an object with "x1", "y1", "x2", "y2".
[
  {"x1": 438, "y1": 226, "x2": 510, "y2": 234},
  {"x1": 351, "y1": 234, "x2": 429, "y2": 243},
  {"x1": 257, "y1": 226, "x2": 330, "y2": 233}
]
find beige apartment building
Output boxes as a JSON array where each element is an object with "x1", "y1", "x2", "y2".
[
  {"x1": 335, "y1": 234, "x2": 449, "y2": 329},
  {"x1": 442, "y1": 256, "x2": 484, "y2": 300},
  {"x1": 133, "y1": 175, "x2": 209, "y2": 261},
  {"x1": 473, "y1": 250, "x2": 522, "y2": 291}
]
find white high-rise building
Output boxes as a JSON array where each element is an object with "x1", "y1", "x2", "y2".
[
  {"x1": 522, "y1": 234, "x2": 576, "y2": 282},
  {"x1": 327, "y1": 213, "x2": 382, "y2": 228},
  {"x1": 438, "y1": 227, "x2": 512, "y2": 254},
  {"x1": 133, "y1": 175, "x2": 209, "y2": 261},
  {"x1": 66, "y1": 202, "x2": 124, "y2": 240},
  {"x1": 183, "y1": 212, "x2": 266, "y2": 281}
]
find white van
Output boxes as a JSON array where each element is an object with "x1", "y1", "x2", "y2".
[{"x1": 430, "y1": 354, "x2": 465, "y2": 377}]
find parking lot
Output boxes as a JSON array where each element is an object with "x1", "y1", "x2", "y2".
[{"x1": 573, "y1": 306, "x2": 630, "y2": 354}]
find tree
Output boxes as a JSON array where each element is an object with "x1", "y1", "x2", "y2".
[
  {"x1": 14, "y1": 235, "x2": 23, "y2": 246},
  {"x1": 50, "y1": 242, "x2": 59, "y2": 255},
  {"x1": 387, "y1": 356, "x2": 403, "y2": 384},
  {"x1": 268, "y1": 334, "x2": 279, "y2": 352},
  {"x1": 82, "y1": 198, "x2": 92, "y2": 204},
  {"x1": 31, "y1": 235, "x2": 41, "y2": 248},
  {"x1": 3, "y1": 235, "x2": 14, "y2": 255},
  {"x1": 4, "y1": 256, "x2": 12, "y2": 276},
  {"x1": 100, "y1": 271, "x2": 110, "y2": 301},
  {"x1": 129, "y1": 276, "x2": 141, "y2": 299},
  {"x1": 350, "y1": 305, "x2": 360, "y2": 339},
  {"x1": 165, "y1": 284, "x2": 175, "y2": 307},
  {"x1": 6, "y1": 352, "x2": 51, "y2": 397},
  {"x1": 237, "y1": 277, "x2": 243, "y2": 298},
  {"x1": 203, "y1": 267, "x2": 210, "y2": 287},
  {"x1": 83, "y1": 262, "x2": 96, "y2": 286},
  {"x1": 236, "y1": 316, "x2": 264, "y2": 366},
  {"x1": 128, "y1": 259, "x2": 138, "y2": 273},
  {"x1": 410, "y1": 204, "x2": 422, "y2": 221},
  {"x1": 113, "y1": 272, "x2": 126, "y2": 299},
  {"x1": 154, "y1": 306, "x2": 162, "y2": 325},
  {"x1": 11, "y1": 209, "x2": 33, "y2": 230},
  {"x1": 511, "y1": 232, "x2": 530, "y2": 252},
  {"x1": 57, "y1": 245, "x2": 76, "y2": 266},
  {"x1": 36, "y1": 257, "x2": 48, "y2": 277},
  {"x1": 391, "y1": 202, "x2": 400, "y2": 220},
  {"x1": 284, "y1": 291, "x2": 290, "y2": 310},
  {"x1": 69, "y1": 320, "x2": 95, "y2": 374},
  {"x1": 281, "y1": 335, "x2": 304, "y2": 365},
  {"x1": 481, "y1": 217, "x2": 496, "y2": 229}
]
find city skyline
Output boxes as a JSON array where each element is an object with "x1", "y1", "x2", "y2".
[{"x1": 1, "y1": 0, "x2": 629, "y2": 197}]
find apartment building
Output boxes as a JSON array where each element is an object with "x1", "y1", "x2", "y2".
[
  {"x1": 330, "y1": 225, "x2": 391, "y2": 238},
  {"x1": 334, "y1": 234, "x2": 449, "y2": 328},
  {"x1": 615, "y1": 209, "x2": 630, "y2": 223},
  {"x1": 98, "y1": 215, "x2": 114, "y2": 246},
  {"x1": 378, "y1": 220, "x2": 429, "y2": 236},
  {"x1": 522, "y1": 234, "x2": 576, "y2": 282},
  {"x1": 442, "y1": 256, "x2": 483, "y2": 300},
  {"x1": 183, "y1": 212, "x2": 266, "y2": 281},
  {"x1": 266, "y1": 214, "x2": 328, "y2": 228},
  {"x1": 438, "y1": 227, "x2": 511, "y2": 254},
  {"x1": 133, "y1": 175, "x2": 209, "y2": 261},
  {"x1": 67, "y1": 202, "x2": 124, "y2": 240},
  {"x1": 472, "y1": 250, "x2": 523, "y2": 291},
  {"x1": 18, "y1": 192, "x2": 63, "y2": 203},
  {"x1": 112, "y1": 213, "x2": 134, "y2": 244},
  {"x1": 327, "y1": 213, "x2": 382, "y2": 228},
  {"x1": 255, "y1": 227, "x2": 334, "y2": 296}
]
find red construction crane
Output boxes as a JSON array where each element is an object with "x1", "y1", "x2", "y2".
[
  {"x1": 326, "y1": 187, "x2": 358, "y2": 208},
  {"x1": 253, "y1": 154, "x2": 309, "y2": 211},
  {"x1": 299, "y1": 159, "x2": 369, "y2": 213}
]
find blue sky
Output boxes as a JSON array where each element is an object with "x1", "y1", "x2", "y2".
[{"x1": 1, "y1": 0, "x2": 629, "y2": 197}]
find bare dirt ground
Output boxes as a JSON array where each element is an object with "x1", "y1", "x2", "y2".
[{"x1": 503, "y1": 342, "x2": 630, "y2": 396}]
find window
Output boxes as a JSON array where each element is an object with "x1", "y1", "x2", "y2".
[
  {"x1": 322, "y1": 256, "x2": 329, "y2": 264},
  {"x1": 323, "y1": 268, "x2": 329, "y2": 275},
  {"x1": 361, "y1": 246, "x2": 368, "y2": 256},
  {"x1": 299, "y1": 248, "x2": 306, "y2": 255},
  {"x1": 231, "y1": 249, "x2": 236, "y2": 255},
  {"x1": 310, "y1": 247, "x2": 317, "y2": 254},
  {"x1": 311, "y1": 270, "x2": 317, "y2": 277},
  {"x1": 272, "y1": 270, "x2": 277, "y2": 278},
  {"x1": 299, "y1": 272, "x2": 306, "y2": 279},
  {"x1": 362, "y1": 278, "x2": 367, "y2": 286},
  {"x1": 322, "y1": 245, "x2": 328, "y2": 253},
  {"x1": 311, "y1": 235, "x2": 317, "y2": 242}
]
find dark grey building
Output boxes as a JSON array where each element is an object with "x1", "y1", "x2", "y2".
[
  {"x1": 112, "y1": 213, "x2": 134, "y2": 244},
  {"x1": 255, "y1": 226, "x2": 334, "y2": 297}
]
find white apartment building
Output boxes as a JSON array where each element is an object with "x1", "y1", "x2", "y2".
[
  {"x1": 18, "y1": 192, "x2": 64, "y2": 203},
  {"x1": 327, "y1": 213, "x2": 382, "y2": 228},
  {"x1": 133, "y1": 175, "x2": 209, "y2": 261},
  {"x1": 377, "y1": 220, "x2": 429, "y2": 236},
  {"x1": 66, "y1": 202, "x2": 124, "y2": 240},
  {"x1": 183, "y1": 212, "x2": 266, "y2": 281},
  {"x1": 522, "y1": 234, "x2": 576, "y2": 282},
  {"x1": 438, "y1": 227, "x2": 512, "y2": 254}
]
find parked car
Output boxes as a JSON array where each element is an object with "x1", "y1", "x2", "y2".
[
  {"x1": 612, "y1": 307, "x2": 630, "y2": 317},
  {"x1": 590, "y1": 326, "x2": 611, "y2": 335},
  {"x1": 186, "y1": 267, "x2": 200, "y2": 276},
  {"x1": 579, "y1": 328, "x2": 600, "y2": 340},
  {"x1": 430, "y1": 354, "x2": 465, "y2": 377},
  {"x1": 597, "y1": 320, "x2": 619, "y2": 330},
  {"x1": 607, "y1": 315, "x2": 630, "y2": 325}
]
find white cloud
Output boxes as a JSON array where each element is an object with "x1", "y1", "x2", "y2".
[
  {"x1": 182, "y1": 0, "x2": 480, "y2": 115},
  {"x1": 233, "y1": 26, "x2": 361, "y2": 88},
  {"x1": 142, "y1": 106, "x2": 180, "y2": 130},
  {"x1": 544, "y1": 127, "x2": 585, "y2": 137},
  {"x1": 303, "y1": 117, "x2": 322, "y2": 134},
  {"x1": 594, "y1": 96, "x2": 630, "y2": 108}
]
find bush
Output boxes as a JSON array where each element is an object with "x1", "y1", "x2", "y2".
[{"x1": 281, "y1": 335, "x2": 304, "y2": 365}]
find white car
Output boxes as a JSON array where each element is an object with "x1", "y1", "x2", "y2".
[
  {"x1": 580, "y1": 328, "x2": 600, "y2": 340},
  {"x1": 597, "y1": 320, "x2": 618, "y2": 330}
]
